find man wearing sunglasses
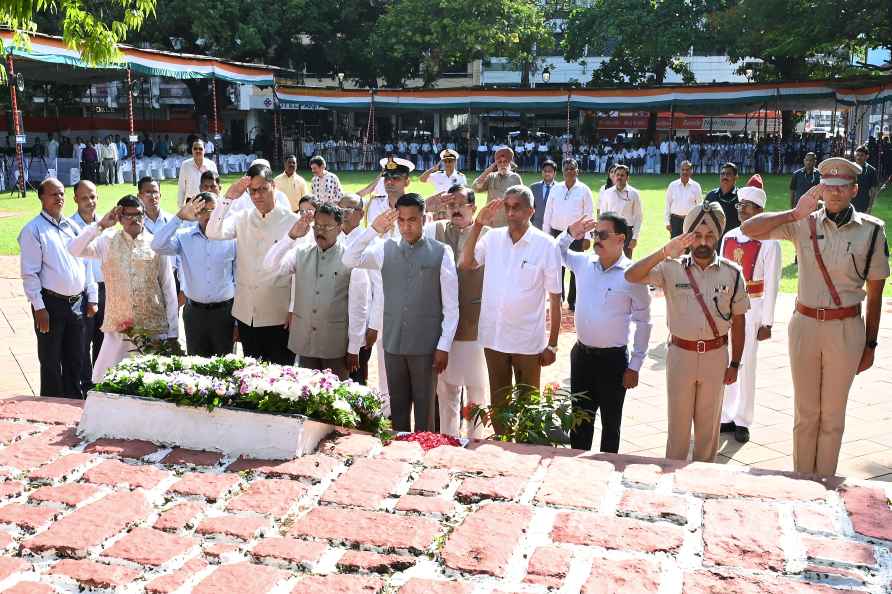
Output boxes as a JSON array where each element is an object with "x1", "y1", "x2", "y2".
[
  {"x1": 719, "y1": 176, "x2": 781, "y2": 444},
  {"x1": 177, "y1": 139, "x2": 218, "y2": 208},
  {"x1": 625, "y1": 202, "x2": 749, "y2": 463},
  {"x1": 69, "y1": 195, "x2": 179, "y2": 382},
  {"x1": 559, "y1": 212, "x2": 652, "y2": 453}
]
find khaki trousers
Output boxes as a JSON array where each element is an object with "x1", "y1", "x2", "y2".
[
  {"x1": 665, "y1": 343, "x2": 728, "y2": 462},
  {"x1": 788, "y1": 312, "x2": 864, "y2": 477},
  {"x1": 483, "y1": 349, "x2": 541, "y2": 435}
]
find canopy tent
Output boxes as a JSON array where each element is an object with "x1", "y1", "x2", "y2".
[
  {"x1": 0, "y1": 30, "x2": 281, "y2": 195},
  {"x1": 276, "y1": 77, "x2": 892, "y2": 114},
  {"x1": 0, "y1": 30, "x2": 278, "y2": 85}
]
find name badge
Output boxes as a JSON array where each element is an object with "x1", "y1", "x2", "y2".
[{"x1": 675, "y1": 283, "x2": 691, "y2": 289}]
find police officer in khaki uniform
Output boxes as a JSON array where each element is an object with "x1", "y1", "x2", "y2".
[
  {"x1": 626, "y1": 202, "x2": 749, "y2": 462},
  {"x1": 742, "y1": 157, "x2": 889, "y2": 477}
]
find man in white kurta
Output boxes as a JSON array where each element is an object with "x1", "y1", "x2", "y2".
[
  {"x1": 719, "y1": 184, "x2": 781, "y2": 443},
  {"x1": 597, "y1": 164, "x2": 643, "y2": 258},
  {"x1": 68, "y1": 196, "x2": 178, "y2": 383}
]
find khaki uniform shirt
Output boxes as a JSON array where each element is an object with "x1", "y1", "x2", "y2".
[
  {"x1": 646, "y1": 254, "x2": 750, "y2": 340},
  {"x1": 767, "y1": 208, "x2": 890, "y2": 309},
  {"x1": 274, "y1": 172, "x2": 308, "y2": 211},
  {"x1": 475, "y1": 171, "x2": 523, "y2": 227}
]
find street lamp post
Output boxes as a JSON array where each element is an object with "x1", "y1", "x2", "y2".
[
  {"x1": 5, "y1": 54, "x2": 26, "y2": 197},
  {"x1": 542, "y1": 68, "x2": 551, "y2": 84},
  {"x1": 337, "y1": 72, "x2": 345, "y2": 90}
]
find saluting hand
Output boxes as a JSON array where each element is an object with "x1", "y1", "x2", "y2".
[
  {"x1": 371, "y1": 209, "x2": 399, "y2": 234},
  {"x1": 289, "y1": 210, "x2": 313, "y2": 239},
  {"x1": 177, "y1": 195, "x2": 204, "y2": 221},
  {"x1": 568, "y1": 216, "x2": 597, "y2": 240},
  {"x1": 662, "y1": 232, "x2": 695, "y2": 259},
  {"x1": 792, "y1": 184, "x2": 821, "y2": 220},
  {"x1": 474, "y1": 198, "x2": 503, "y2": 227},
  {"x1": 98, "y1": 207, "x2": 119, "y2": 230},
  {"x1": 225, "y1": 176, "x2": 251, "y2": 200}
]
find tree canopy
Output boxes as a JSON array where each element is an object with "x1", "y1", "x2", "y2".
[{"x1": 2, "y1": 0, "x2": 156, "y2": 66}]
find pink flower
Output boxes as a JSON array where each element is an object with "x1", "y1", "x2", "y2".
[{"x1": 117, "y1": 319, "x2": 134, "y2": 333}]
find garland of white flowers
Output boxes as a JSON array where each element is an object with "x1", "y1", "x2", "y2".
[{"x1": 95, "y1": 354, "x2": 392, "y2": 438}]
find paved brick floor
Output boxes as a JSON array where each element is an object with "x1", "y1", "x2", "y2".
[
  {"x1": 0, "y1": 397, "x2": 890, "y2": 592},
  {"x1": 4, "y1": 255, "x2": 892, "y2": 481}
]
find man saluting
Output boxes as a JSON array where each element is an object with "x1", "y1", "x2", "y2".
[{"x1": 742, "y1": 157, "x2": 889, "y2": 477}]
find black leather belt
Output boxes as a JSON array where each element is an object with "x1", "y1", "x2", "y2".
[
  {"x1": 41, "y1": 288, "x2": 82, "y2": 303},
  {"x1": 576, "y1": 342, "x2": 626, "y2": 353},
  {"x1": 187, "y1": 298, "x2": 232, "y2": 310}
]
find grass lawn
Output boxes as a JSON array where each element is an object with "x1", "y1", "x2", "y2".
[{"x1": 1, "y1": 170, "x2": 890, "y2": 296}]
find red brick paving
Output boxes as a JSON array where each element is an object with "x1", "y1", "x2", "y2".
[{"x1": 0, "y1": 403, "x2": 888, "y2": 592}]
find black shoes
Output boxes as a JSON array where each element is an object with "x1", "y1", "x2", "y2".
[
  {"x1": 734, "y1": 426, "x2": 750, "y2": 443},
  {"x1": 720, "y1": 421, "x2": 736, "y2": 433}
]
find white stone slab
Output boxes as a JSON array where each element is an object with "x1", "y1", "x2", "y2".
[{"x1": 78, "y1": 391, "x2": 335, "y2": 460}]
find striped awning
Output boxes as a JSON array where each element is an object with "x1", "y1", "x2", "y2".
[
  {"x1": 0, "y1": 30, "x2": 278, "y2": 85},
  {"x1": 276, "y1": 78, "x2": 892, "y2": 113}
]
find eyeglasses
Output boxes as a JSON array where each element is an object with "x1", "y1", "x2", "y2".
[
  {"x1": 734, "y1": 202, "x2": 761, "y2": 211},
  {"x1": 593, "y1": 230, "x2": 620, "y2": 241},
  {"x1": 314, "y1": 223, "x2": 339, "y2": 232},
  {"x1": 120, "y1": 212, "x2": 144, "y2": 221}
]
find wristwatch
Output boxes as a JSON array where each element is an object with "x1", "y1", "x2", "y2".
[
  {"x1": 545, "y1": 345, "x2": 558, "y2": 354},
  {"x1": 866, "y1": 340, "x2": 879, "y2": 350},
  {"x1": 729, "y1": 361, "x2": 741, "y2": 369}
]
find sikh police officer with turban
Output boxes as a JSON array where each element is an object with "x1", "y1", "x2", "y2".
[
  {"x1": 625, "y1": 202, "x2": 749, "y2": 462},
  {"x1": 742, "y1": 157, "x2": 889, "y2": 477}
]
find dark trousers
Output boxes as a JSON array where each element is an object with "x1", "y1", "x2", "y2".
[
  {"x1": 669, "y1": 215, "x2": 685, "y2": 238},
  {"x1": 237, "y1": 320, "x2": 292, "y2": 365},
  {"x1": 36, "y1": 291, "x2": 86, "y2": 399},
  {"x1": 350, "y1": 345, "x2": 373, "y2": 385},
  {"x1": 184, "y1": 299, "x2": 234, "y2": 357},
  {"x1": 384, "y1": 352, "x2": 436, "y2": 432},
  {"x1": 569, "y1": 342, "x2": 628, "y2": 453},
  {"x1": 550, "y1": 229, "x2": 582, "y2": 307},
  {"x1": 81, "y1": 283, "x2": 105, "y2": 388}
]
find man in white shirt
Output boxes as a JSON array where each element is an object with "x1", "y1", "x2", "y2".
[
  {"x1": 664, "y1": 160, "x2": 703, "y2": 238},
  {"x1": 46, "y1": 133, "x2": 59, "y2": 162},
  {"x1": 559, "y1": 212, "x2": 652, "y2": 452},
  {"x1": 597, "y1": 164, "x2": 643, "y2": 257},
  {"x1": 100, "y1": 136, "x2": 119, "y2": 186},
  {"x1": 542, "y1": 158, "x2": 594, "y2": 310},
  {"x1": 343, "y1": 193, "x2": 459, "y2": 432},
  {"x1": 459, "y1": 184, "x2": 562, "y2": 436},
  {"x1": 420, "y1": 149, "x2": 467, "y2": 194},
  {"x1": 70, "y1": 180, "x2": 104, "y2": 386},
  {"x1": 177, "y1": 139, "x2": 218, "y2": 207},
  {"x1": 338, "y1": 193, "x2": 382, "y2": 386},
  {"x1": 206, "y1": 164, "x2": 298, "y2": 364},
  {"x1": 719, "y1": 183, "x2": 781, "y2": 444}
]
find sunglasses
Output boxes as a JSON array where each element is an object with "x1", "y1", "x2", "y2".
[
  {"x1": 593, "y1": 230, "x2": 620, "y2": 241},
  {"x1": 120, "y1": 212, "x2": 144, "y2": 221}
]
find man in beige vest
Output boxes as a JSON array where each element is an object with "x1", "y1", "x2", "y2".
[
  {"x1": 742, "y1": 157, "x2": 889, "y2": 477},
  {"x1": 472, "y1": 147, "x2": 523, "y2": 228},
  {"x1": 263, "y1": 202, "x2": 369, "y2": 379},
  {"x1": 207, "y1": 164, "x2": 298, "y2": 364},
  {"x1": 68, "y1": 195, "x2": 178, "y2": 382},
  {"x1": 625, "y1": 202, "x2": 749, "y2": 462},
  {"x1": 423, "y1": 185, "x2": 490, "y2": 437}
]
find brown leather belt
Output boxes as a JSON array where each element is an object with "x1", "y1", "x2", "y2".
[
  {"x1": 746, "y1": 280, "x2": 764, "y2": 297},
  {"x1": 670, "y1": 334, "x2": 728, "y2": 353},
  {"x1": 795, "y1": 301, "x2": 860, "y2": 322}
]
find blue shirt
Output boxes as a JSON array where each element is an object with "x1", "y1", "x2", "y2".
[
  {"x1": 70, "y1": 212, "x2": 104, "y2": 284},
  {"x1": 150, "y1": 216, "x2": 236, "y2": 304},
  {"x1": 558, "y1": 231, "x2": 652, "y2": 371},
  {"x1": 117, "y1": 141, "x2": 128, "y2": 159},
  {"x1": 19, "y1": 211, "x2": 97, "y2": 310},
  {"x1": 135, "y1": 142, "x2": 144, "y2": 158}
]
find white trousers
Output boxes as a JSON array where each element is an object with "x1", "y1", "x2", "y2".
[
  {"x1": 92, "y1": 332, "x2": 134, "y2": 384},
  {"x1": 721, "y1": 299, "x2": 763, "y2": 427},
  {"x1": 435, "y1": 339, "x2": 489, "y2": 438},
  {"x1": 375, "y1": 339, "x2": 389, "y2": 416}
]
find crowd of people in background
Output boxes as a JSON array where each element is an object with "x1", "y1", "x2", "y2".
[{"x1": 296, "y1": 131, "x2": 891, "y2": 181}]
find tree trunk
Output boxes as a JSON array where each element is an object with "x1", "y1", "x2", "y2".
[
  {"x1": 781, "y1": 110, "x2": 796, "y2": 139},
  {"x1": 521, "y1": 61, "x2": 531, "y2": 88}
]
